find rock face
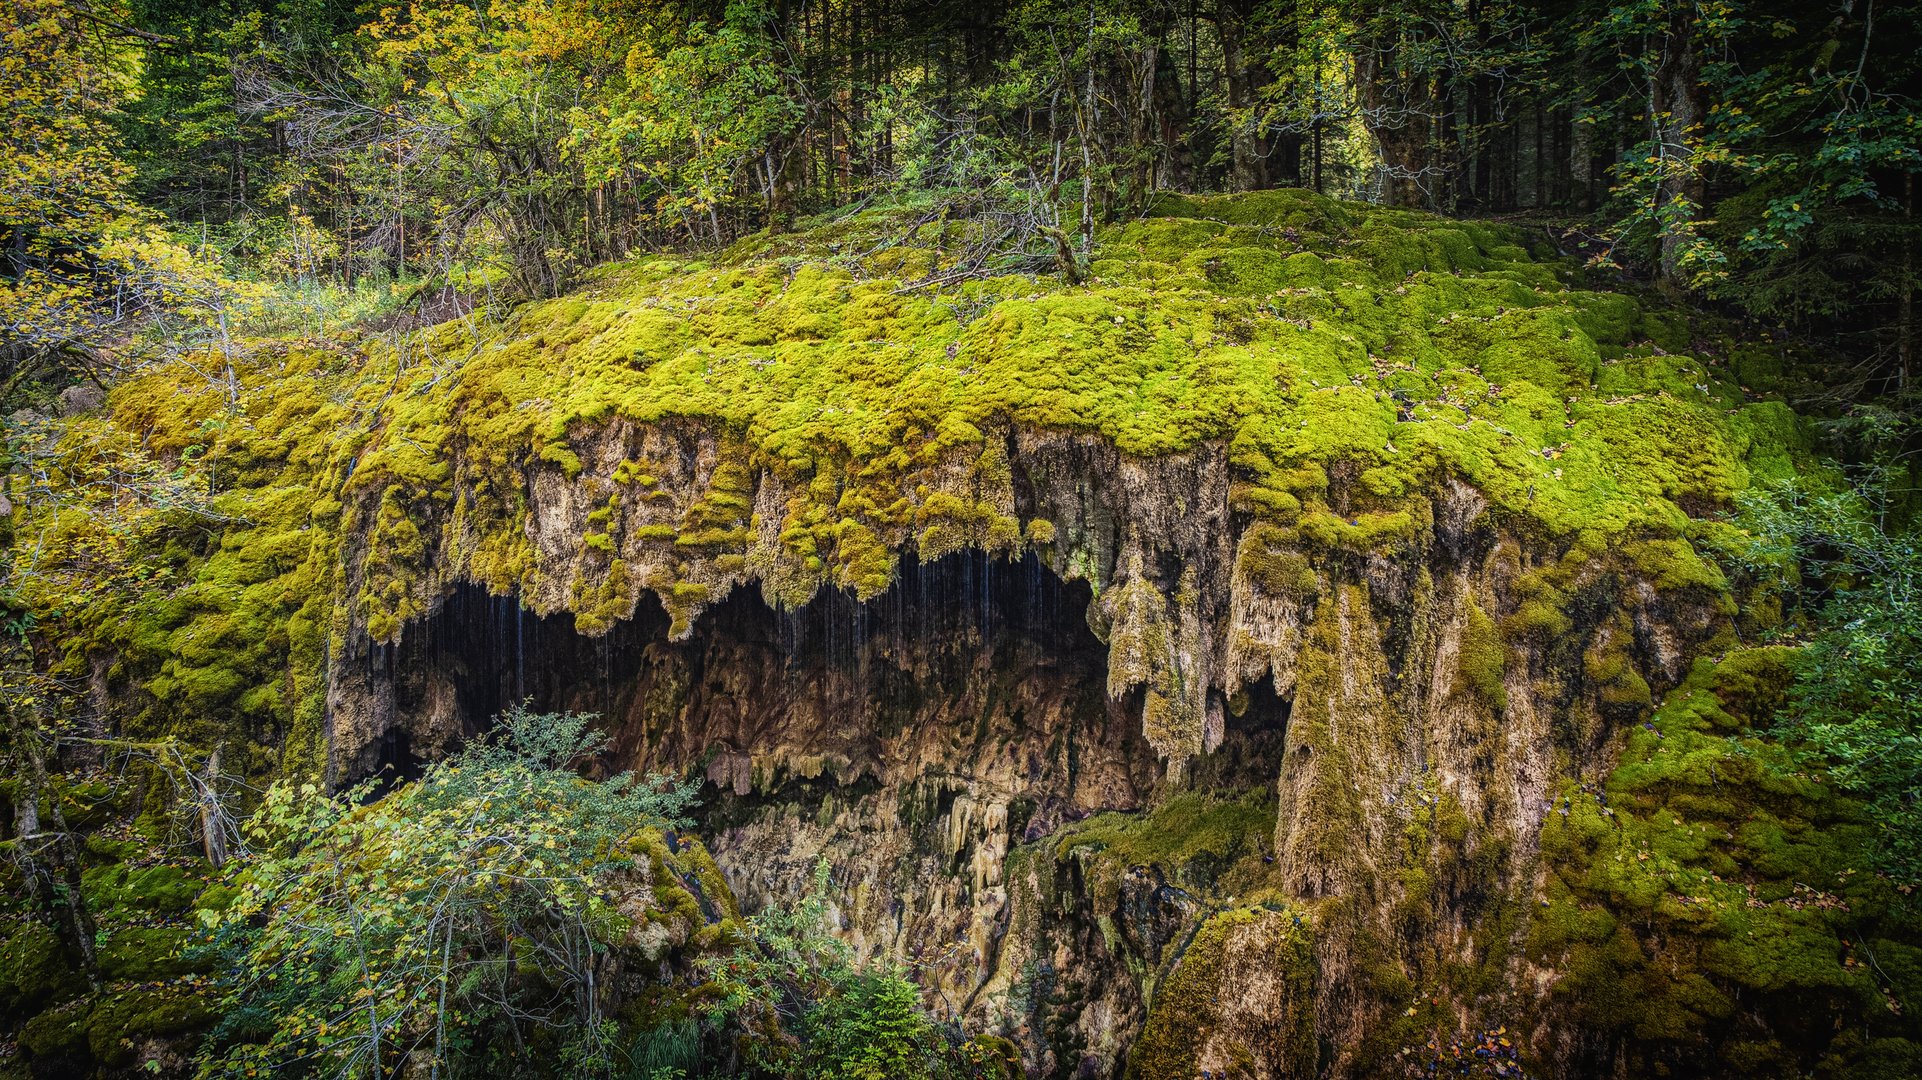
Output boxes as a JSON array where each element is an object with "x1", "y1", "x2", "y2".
[
  {"x1": 46, "y1": 188, "x2": 1869, "y2": 1078},
  {"x1": 327, "y1": 420, "x2": 1729, "y2": 1078}
]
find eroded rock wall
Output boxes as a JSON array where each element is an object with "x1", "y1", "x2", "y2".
[{"x1": 324, "y1": 417, "x2": 1730, "y2": 1078}]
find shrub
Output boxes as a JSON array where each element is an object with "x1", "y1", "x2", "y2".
[
  {"x1": 199, "y1": 706, "x2": 697, "y2": 1078},
  {"x1": 1739, "y1": 479, "x2": 1922, "y2": 881}
]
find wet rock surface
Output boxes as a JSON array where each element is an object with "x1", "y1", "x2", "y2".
[{"x1": 329, "y1": 423, "x2": 1730, "y2": 1078}]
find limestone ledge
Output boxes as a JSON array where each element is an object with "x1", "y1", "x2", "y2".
[{"x1": 328, "y1": 416, "x2": 1737, "y2": 791}]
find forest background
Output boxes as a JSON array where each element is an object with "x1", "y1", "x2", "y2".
[{"x1": 4, "y1": 0, "x2": 1918, "y2": 386}]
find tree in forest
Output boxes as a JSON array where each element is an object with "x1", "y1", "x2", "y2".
[
  {"x1": 702, "y1": 859, "x2": 1003, "y2": 1080},
  {"x1": 352, "y1": 0, "x2": 653, "y2": 296},
  {"x1": 2, "y1": 0, "x2": 266, "y2": 413},
  {"x1": 569, "y1": 0, "x2": 805, "y2": 243},
  {"x1": 7, "y1": 0, "x2": 1914, "y2": 417},
  {"x1": 2, "y1": 1, "x2": 257, "y2": 994},
  {"x1": 1583, "y1": 0, "x2": 1920, "y2": 346},
  {"x1": 1247, "y1": 1, "x2": 1370, "y2": 196},
  {"x1": 1701, "y1": 0, "x2": 1921, "y2": 390},
  {"x1": 199, "y1": 706, "x2": 699, "y2": 1078},
  {"x1": 2, "y1": 0, "x2": 146, "y2": 399}
]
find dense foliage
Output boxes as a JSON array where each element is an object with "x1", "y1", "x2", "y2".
[
  {"x1": 191, "y1": 707, "x2": 1006, "y2": 1078},
  {"x1": 1742, "y1": 476, "x2": 1922, "y2": 880},
  {"x1": 703, "y1": 861, "x2": 1000, "y2": 1079},
  {"x1": 3, "y1": 0, "x2": 1915, "y2": 398},
  {"x1": 200, "y1": 707, "x2": 697, "y2": 1076},
  {"x1": 3, "y1": 0, "x2": 241, "y2": 409}
]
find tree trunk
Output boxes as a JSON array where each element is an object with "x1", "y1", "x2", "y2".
[
  {"x1": 200, "y1": 744, "x2": 229, "y2": 868},
  {"x1": 1218, "y1": 0, "x2": 1268, "y2": 192},
  {"x1": 1902, "y1": 172, "x2": 1914, "y2": 395},
  {"x1": 1153, "y1": 43, "x2": 1191, "y2": 191},
  {"x1": 1651, "y1": 5, "x2": 1706, "y2": 288},
  {"x1": 1356, "y1": 30, "x2": 1431, "y2": 207}
]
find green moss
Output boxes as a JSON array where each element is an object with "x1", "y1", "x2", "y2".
[
  {"x1": 1235, "y1": 527, "x2": 1320, "y2": 598},
  {"x1": 1127, "y1": 907, "x2": 1315, "y2": 1080},
  {"x1": 1305, "y1": 506, "x2": 1422, "y2": 550},
  {"x1": 97, "y1": 925, "x2": 198, "y2": 983},
  {"x1": 82, "y1": 985, "x2": 219, "y2": 1066},
  {"x1": 1531, "y1": 648, "x2": 1922, "y2": 1075},
  {"x1": 52, "y1": 779, "x2": 122, "y2": 830},
  {"x1": 1583, "y1": 613, "x2": 1654, "y2": 716},
  {"x1": 571, "y1": 558, "x2": 633, "y2": 636},
  {"x1": 1455, "y1": 598, "x2": 1507, "y2": 711},
  {"x1": 82, "y1": 862, "x2": 206, "y2": 915},
  {"x1": 18, "y1": 998, "x2": 92, "y2": 1059},
  {"x1": 961, "y1": 1033, "x2": 1022, "y2": 1078},
  {"x1": 0, "y1": 921, "x2": 89, "y2": 1016},
  {"x1": 1055, "y1": 789, "x2": 1275, "y2": 879},
  {"x1": 1045, "y1": 786, "x2": 1281, "y2": 990}
]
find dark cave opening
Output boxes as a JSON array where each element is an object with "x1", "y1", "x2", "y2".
[
  {"x1": 386, "y1": 547, "x2": 1290, "y2": 814},
  {"x1": 369, "y1": 546, "x2": 1300, "y2": 1067},
  {"x1": 393, "y1": 549, "x2": 1117, "y2": 776},
  {"x1": 1193, "y1": 676, "x2": 1291, "y2": 793}
]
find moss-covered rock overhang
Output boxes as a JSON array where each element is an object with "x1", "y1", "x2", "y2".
[{"x1": 76, "y1": 187, "x2": 1809, "y2": 782}]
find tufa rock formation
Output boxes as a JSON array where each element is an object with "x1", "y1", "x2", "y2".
[{"x1": 18, "y1": 189, "x2": 1917, "y2": 1078}]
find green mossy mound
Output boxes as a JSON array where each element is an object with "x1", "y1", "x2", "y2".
[
  {"x1": 1126, "y1": 905, "x2": 1317, "y2": 1080},
  {"x1": 378, "y1": 185, "x2": 1795, "y2": 542},
  {"x1": 18, "y1": 188, "x2": 1810, "y2": 783},
  {"x1": 1052, "y1": 789, "x2": 1276, "y2": 910},
  {"x1": 2, "y1": 839, "x2": 225, "y2": 1077},
  {"x1": 1533, "y1": 647, "x2": 1922, "y2": 1078},
  {"x1": 0, "y1": 921, "x2": 90, "y2": 1016}
]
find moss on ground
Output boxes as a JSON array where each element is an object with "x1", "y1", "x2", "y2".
[
  {"x1": 0, "y1": 921, "x2": 90, "y2": 1016},
  {"x1": 2, "y1": 811, "x2": 226, "y2": 1077}
]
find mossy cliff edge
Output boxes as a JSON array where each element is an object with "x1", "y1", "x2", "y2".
[
  {"x1": 19, "y1": 188, "x2": 1900, "y2": 1078},
  {"x1": 53, "y1": 189, "x2": 1797, "y2": 768}
]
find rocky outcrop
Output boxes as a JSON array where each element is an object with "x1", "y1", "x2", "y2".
[
  {"x1": 325, "y1": 414, "x2": 1733, "y2": 1078},
  {"x1": 44, "y1": 188, "x2": 1828, "y2": 1077}
]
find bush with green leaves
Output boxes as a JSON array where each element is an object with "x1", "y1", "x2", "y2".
[
  {"x1": 1740, "y1": 478, "x2": 1922, "y2": 881},
  {"x1": 799, "y1": 968, "x2": 947, "y2": 1080},
  {"x1": 197, "y1": 706, "x2": 697, "y2": 1078},
  {"x1": 190, "y1": 706, "x2": 1010, "y2": 1080},
  {"x1": 702, "y1": 861, "x2": 999, "y2": 1080}
]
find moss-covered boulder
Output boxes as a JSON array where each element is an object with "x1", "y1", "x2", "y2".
[
  {"x1": 80, "y1": 986, "x2": 220, "y2": 1068},
  {"x1": 1127, "y1": 906, "x2": 1316, "y2": 1080},
  {"x1": 19, "y1": 187, "x2": 1816, "y2": 790},
  {"x1": 0, "y1": 921, "x2": 89, "y2": 1017},
  {"x1": 1532, "y1": 648, "x2": 1922, "y2": 1077},
  {"x1": 81, "y1": 863, "x2": 206, "y2": 917},
  {"x1": 97, "y1": 926, "x2": 198, "y2": 983}
]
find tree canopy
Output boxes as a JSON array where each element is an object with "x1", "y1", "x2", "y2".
[{"x1": 4, "y1": 0, "x2": 1911, "y2": 368}]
